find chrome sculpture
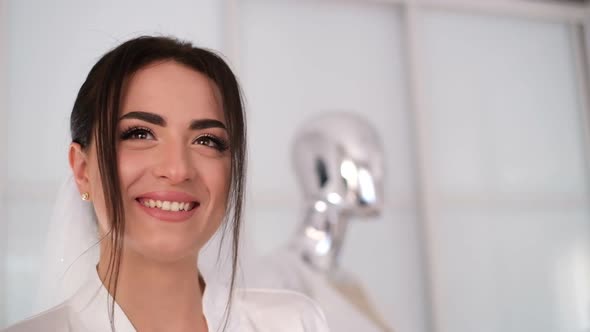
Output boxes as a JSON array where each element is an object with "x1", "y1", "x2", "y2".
[{"x1": 290, "y1": 111, "x2": 384, "y2": 271}]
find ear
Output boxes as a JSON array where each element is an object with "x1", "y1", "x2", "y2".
[{"x1": 69, "y1": 142, "x2": 90, "y2": 195}]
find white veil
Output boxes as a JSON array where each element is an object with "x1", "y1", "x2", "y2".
[
  {"x1": 34, "y1": 175, "x2": 99, "y2": 312},
  {"x1": 32, "y1": 174, "x2": 252, "y2": 313}
]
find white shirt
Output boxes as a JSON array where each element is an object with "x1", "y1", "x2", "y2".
[{"x1": 2, "y1": 269, "x2": 330, "y2": 332}]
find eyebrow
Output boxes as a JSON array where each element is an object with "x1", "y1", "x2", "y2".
[
  {"x1": 190, "y1": 119, "x2": 227, "y2": 131},
  {"x1": 120, "y1": 111, "x2": 165, "y2": 126},
  {"x1": 119, "y1": 111, "x2": 227, "y2": 131}
]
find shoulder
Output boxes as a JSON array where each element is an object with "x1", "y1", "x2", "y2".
[
  {"x1": 1, "y1": 303, "x2": 71, "y2": 332},
  {"x1": 237, "y1": 288, "x2": 330, "y2": 332}
]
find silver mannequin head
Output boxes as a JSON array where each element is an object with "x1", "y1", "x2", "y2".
[{"x1": 291, "y1": 111, "x2": 384, "y2": 271}]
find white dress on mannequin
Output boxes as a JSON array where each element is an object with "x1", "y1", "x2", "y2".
[{"x1": 249, "y1": 249, "x2": 392, "y2": 332}]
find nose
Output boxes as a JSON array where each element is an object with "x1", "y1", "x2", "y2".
[{"x1": 153, "y1": 142, "x2": 195, "y2": 184}]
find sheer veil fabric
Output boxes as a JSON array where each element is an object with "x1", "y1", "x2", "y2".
[{"x1": 34, "y1": 176, "x2": 100, "y2": 313}]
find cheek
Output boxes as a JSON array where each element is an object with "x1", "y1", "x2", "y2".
[
  {"x1": 90, "y1": 149, "x2": 146, "y2": 235},
  {"x1": 218, "y1": 159, "x2": 232, "y2": 202},
  {"x1": 204, "y1": 157, "x2": 232, "y2": 214},
  {"x1": 118, "y1": 149, "x2": 147, "y2": 187}
]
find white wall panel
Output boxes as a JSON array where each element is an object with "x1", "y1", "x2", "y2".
[
  {"x1": 418, "y1": 10, "x2": 590, "y2": 332},
  {"x1": 0, "y1": 0, "x2": 9, "y2": 327}
]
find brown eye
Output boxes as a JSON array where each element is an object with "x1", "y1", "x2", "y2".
[
  {"x1": 120, "y1": 127, "x2": 155, "y2": 140},
  {"x1": 193, "y1": 134, "x2": 229, "y2": 152}
]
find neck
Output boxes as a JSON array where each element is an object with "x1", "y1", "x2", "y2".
[
  {"x1": 289, "y1": 200, "x2": 349, "y2": 272},
  {"x1": 97, "y1": 246, "x2": 207, "y2": 332}
]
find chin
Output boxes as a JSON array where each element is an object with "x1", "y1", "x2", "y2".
[{"x1": 128, "y1": 236, "x2": 201, "y2": 264}]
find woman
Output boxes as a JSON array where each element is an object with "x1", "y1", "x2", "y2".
[{"x1": 2, "y1": 36, "x2": 329, "y2": 332}]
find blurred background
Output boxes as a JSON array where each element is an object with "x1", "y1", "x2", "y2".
[{"x1": 1, "y1": 0, "x2": 590, "y2": 331}]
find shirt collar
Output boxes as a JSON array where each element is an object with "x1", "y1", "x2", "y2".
[
  {"x1": 68, "y1": 268, "x2": 136, "y2": 332},
  {"x1": 67, "y1": 267, "x2": 238, "y2": 331},
  {"x1": 201, "y1": 269, "x2": 240, "y2": 331}
]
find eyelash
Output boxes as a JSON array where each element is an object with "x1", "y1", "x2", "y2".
[
  {"x1": 120, "y1": 126, "x2": 229, "y2": 152},
  {"x1": 120, "y1": 126, "x2": 154, "y2": 140},
  {"x1": 195, "y1": 134, "x2": 229, "y2": 152}
]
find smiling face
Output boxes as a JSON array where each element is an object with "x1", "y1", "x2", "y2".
[{"x1": 70, "y1": 61, "x2": 231, "y2": 263}]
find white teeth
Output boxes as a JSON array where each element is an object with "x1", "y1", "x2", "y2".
[
  {"x1": 141, "y1": 199, "x2": 194, "y2": 212},
  {"x1": 140, "y1": 199, "x2": 194, "y2": 212}
]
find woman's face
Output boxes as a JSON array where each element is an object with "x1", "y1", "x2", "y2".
[{"x1": 71, "y1": 61, "x2": 231, "y2": 263}]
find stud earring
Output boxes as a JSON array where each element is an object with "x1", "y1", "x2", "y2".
[{"x1": 81, "y1": 192, "x2": 90, "y2": 201}]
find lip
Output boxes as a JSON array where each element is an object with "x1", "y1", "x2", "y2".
[
  {"x1": 137, "y1": 191, "x2": 198, "y2": 202},
  {"x1": 135, "y1": 191, "x2": 200, "y2": 223}
]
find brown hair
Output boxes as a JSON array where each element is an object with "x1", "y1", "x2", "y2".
[{"x1": 70, "y1": 36, "x2": 246, "y2": 330}]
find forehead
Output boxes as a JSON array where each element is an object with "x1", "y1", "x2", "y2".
[{"x1": 120, "y1": 61, "x2": 223, "y2": 122}]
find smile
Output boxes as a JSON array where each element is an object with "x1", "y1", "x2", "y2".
[
  {"x1": 137, "y1": 198, "x2": 198, "y2": 212},
  {"x1": 135, "y1": 191, "x2": 201, "y2": 222}
]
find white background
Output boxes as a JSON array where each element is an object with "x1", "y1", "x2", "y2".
[{"x1": 1, "y1": 1, "x2": 590, "y2": 331}]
